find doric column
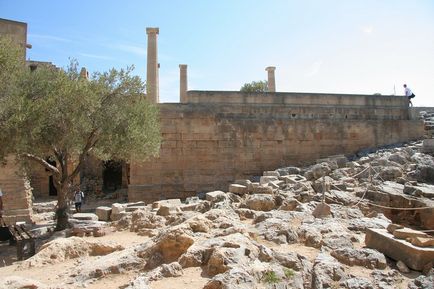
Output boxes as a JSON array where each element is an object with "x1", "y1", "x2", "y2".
[
  {"x1": 146, "y1": 27, "x2": 159, "y2": 103},
  {"x1": 80, "y1": 67, "x2": 89, "y2": 80},
  {"x1": 265, "y1": 66, "x2": 276, "y2": 92},
  {"x1": 179, "y1": 64, "x2": 188, "y2": 103}
]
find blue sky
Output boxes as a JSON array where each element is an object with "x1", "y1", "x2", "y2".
[{"x1": 1, "y1": 0, "x2": 434, "y2": 105}]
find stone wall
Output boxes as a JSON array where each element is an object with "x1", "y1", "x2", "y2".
[
  {"x1": 0, "y1": 18, "x2": 27, "y2": 59},
  {"x1": 128, "y1": 92, "x2": 424, "y2": 203},
  {"x1": 0, "y1": 156, "x2": 33, "y2": 224}
]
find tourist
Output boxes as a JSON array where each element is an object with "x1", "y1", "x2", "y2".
[
  {"x1": 74, "y1": 187, "x2": 85, "y2": 213},
  {"x1": 0, "y1": 187, "x2": 3, "y2": 218},
  {"x1": 403, "y1": 84, "x2": 415, "y2": 107}
]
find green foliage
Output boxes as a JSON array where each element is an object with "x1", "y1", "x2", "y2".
[
  {"x1": 283, "y1": 267, "x2": 295, "y2": 279},
  {"x1": 262, "y1": 270, "x2": 280, "y2": 284},
  {"x1": 0, "y1": 36, "x2": 161, "y2": 229},
  {"x1": 240, "y1": 80, "x2": 268, "y2": 93}
]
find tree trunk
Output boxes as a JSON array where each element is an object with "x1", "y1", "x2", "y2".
[{"x1": 55, "y1": 186, "x2": 69, "y2": 231}]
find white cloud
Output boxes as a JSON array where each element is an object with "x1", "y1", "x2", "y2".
[
  {"x1": 78, "y1": 53, "x2": 114, "y2": 60},
  {"x1": 111, "y1": 43, "x2": 146, "y2": 56},
  {"x1": 305, "y1": 61, "x2": 322, "y2": 77},
  {"x1": 28, "y1": 34, "x2": 72, "y2": 43},
  {"x1": 361, "y1": 25, "x2": 374, "y2": 35}
]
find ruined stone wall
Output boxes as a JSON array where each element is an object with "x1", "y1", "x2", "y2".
[
  {"x1": 129, "y1": 92, "x2": 423, "y2": 203},
  {"x1": 0, "y1": 18, "x2": 27, "y2": 59},
  {"x1": 0, "y1": 156, "x2": 33, "y2": 224}
]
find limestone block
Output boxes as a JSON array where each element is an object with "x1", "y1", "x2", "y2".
[
  {"x1": 125, "y1": 206, "x2": 146, "y2": 212},
  {"x1": 393, "y1": 228, "x2": 429, "y2": 240},
  {"x1": 282, "y1": 174, "x2": 307, "y2": 184},
  {"x1": 365, "y1": 228, "x2": 434, "y2": 271},
  {"x1": 259, "y1": 176, "x2": 278, "y2": 185},
  {"x1": 410, "y1": 236, "x2": 434, "y2": 247},
  {"x1": 96, "y1": 206, "x2": 112, "y2": 222},
  {"x1": 386, "y1": 223, "x2": 404, "y2": 234},
  {"x1": 152, "y1": 199, "x2": 182, "y2": 209},
  {"x1": 252, "y1": 185, "x2": 273, "y2": 194},
  {"x1": 228, "y1": 184, "x2": 248, "y2": 195},
  {"x1": 127, "y1": 201, "x2": 146, "y2": 207},
  {"x1": 157, "y1": 204, "x2": 180, "y2": 216},
  {"x1": 263, "y1": 171, "x2": 280, "y2": 177},
  {"x1": 206, "y1": 191, "x2": 226, "y2": 203},
  {"x1": 422, "y1": 139, "x2": 434, "y2": 153},
  {"x1": 72, "y1": 213, "x2": 98, "y2": 221},
  {"x1": 112, "y1": 203, "x2": 126, "y2": 215}
]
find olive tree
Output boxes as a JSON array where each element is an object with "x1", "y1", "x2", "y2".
[
  {"x1": 0, "y1": 37, "x2": 161, "y2": 230},
  {"x1": 240, "y1": 80, "x2": 268, "y2": 93}
]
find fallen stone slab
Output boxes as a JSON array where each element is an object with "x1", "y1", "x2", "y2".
[
  {"x1": 365, "y1": 228, "x2": 434, "y2": 271},
  {"x1": 72, "y1": 213, "x2": 98, "y2": 221},
  {"x1": 127, "y1": 201, "x2": 145, "y2": 207},
  {"x1": 410, "y1": 236, "x2": 434, "y2": 247},
  {"x1": 393, "y1": 228, "x2": 429, "y2": 240},
  {"x1": 152, "y1": 199, "x2": 182, "y2": 209},
  {"x1": 206, "y1": 191, "x2": 227, "y2": 203},
  {"x1": 228, "y1": 184, "x2": 248, "y2": 195},
  {"x1": 125, "y1": 206, "x2": 146, "y2": 212}
]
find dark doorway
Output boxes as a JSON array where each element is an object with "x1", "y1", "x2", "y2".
[
  {"x1": 48, "y1": 175, "x2": 57, "y2": 196},
  {"x1": 103, "y1": 160, "x2": 123, "y2": 192},
  {"x1": 46, "y1": 159, "x2": 58, "y2": 196}
]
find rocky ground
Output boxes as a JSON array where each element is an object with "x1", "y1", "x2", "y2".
[{"x1": 0, "y1": 141, "x2": 433, "y2": 289}]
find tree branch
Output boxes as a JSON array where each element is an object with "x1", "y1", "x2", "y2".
[
  {"x1": 21, "y1": 153, "x2": 60, "y2": 176},
  {"x1": 69, "y1": 128, "x2": 99, "y2": 181}
]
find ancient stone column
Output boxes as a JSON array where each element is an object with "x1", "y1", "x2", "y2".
[
  {"x1": 265, "y1": 66, "x2": 276, "y2": 92},
  {"x1": 146, "y1": 27, "x2": 159, "y2": 103},
  {"x1": 179, "y1": 64, "x2": 188, "y2": 103},
  {"x1": 80, "y1": 67, "x2": 89, "y2": 80}
]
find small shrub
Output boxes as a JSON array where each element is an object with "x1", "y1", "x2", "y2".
[
  {"x1": 262, "y1": 270, "x2": 280, "y2": 284},
  {"x1": 284, "y1": 267, "x2": 295, "y2": 279}
]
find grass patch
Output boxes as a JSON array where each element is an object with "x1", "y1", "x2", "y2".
[
  {"x1": 262, "y1": 270, "x2": 281, "y2": 284},
  {"x1": 284, "y1": 267, "x2": 295, "y2": 279}
]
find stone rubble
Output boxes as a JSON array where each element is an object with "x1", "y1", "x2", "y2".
[{"x1": 2, "y1": 140, "x2": 434, "y2": 289}]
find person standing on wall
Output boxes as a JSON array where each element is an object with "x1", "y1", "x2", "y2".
[
  {"x1": 403, "y1": 84, "x2": 416, "y2": 107},
  {"x1": 0, "y1": 187, "x2": 3, "y2": 218}
]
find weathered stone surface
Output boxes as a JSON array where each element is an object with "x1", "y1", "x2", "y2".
[
  {"x1": 396, "y1": 260, "x2": 410, "y2": 273},
  {"x1": 203, "y1": 268, "x2": 256, "y2": 289},
  {"x1": 410, "y1": 236, "x2": 434, "y2": 247},
  {"x1": 20, "y1": 237, "x2": 123, "y2": 268},
  {"x1": 156, "y1": 204, "x2": 180, "y2": 216},
  {"x1": 342, "y1": 277, "x2": 374, "y2": 289},
  {"x1": 245, "y1": 194, "x2": 275, "y2": 211},
  {"x1": 255, "y1": 217, "x2": 298, "y2": 244},
  {"x1": 365, "y1": 228, "x2": 434, "y2": 271},
  {"x1": 125, "y1": 205, "x2": 148, "y2": 213},
  {"x1": 331, "y1": 247, "x2": 387, "y2": 269},
  {"x1": 138, "y1": 226, "x2": 195, "y2": 269},
  {"x1": 228, "y1": 184, "x2": 248, "y2": 195},
  {"x1": 72, "y1": 213, "x2": 98, "y2": 221},
  {"x1": 152, "y1": 199, "x2": 182, "y2": 209},
  {"x1": 96, "y1": 206, "x2": 112, "y2": 221},
  {"x1": 393, "y1": 228, "x2": 429, "y2": 240},
  {"x1": 0, "y1": 276, "x2": 48, "y2": 289},
  {"x1": 252, "y1": 184, "x2": 273, "y2": 194},
  {"x1": 312, "y1": 203, "x2": 331, "y2": 218},
  {"x1": 312, "y1": 253, "x2": 346, "y2": 289},
  {"x1": 206, "y1": 191, "x2": 227, "y2": 203},
  {"x1": 407, "y1": 275, "x2": 434, "y2": 289}
]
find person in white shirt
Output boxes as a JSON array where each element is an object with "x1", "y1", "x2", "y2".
[
  {"x1": 74, "y1": 187, "x2": 85, "y2": 213},
  {"x1": 403, "y1": 84, "x2": 415, "y2": 107},
  {"x1": 0, "y1": 188, "x2": 3, "y2": 218}
]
